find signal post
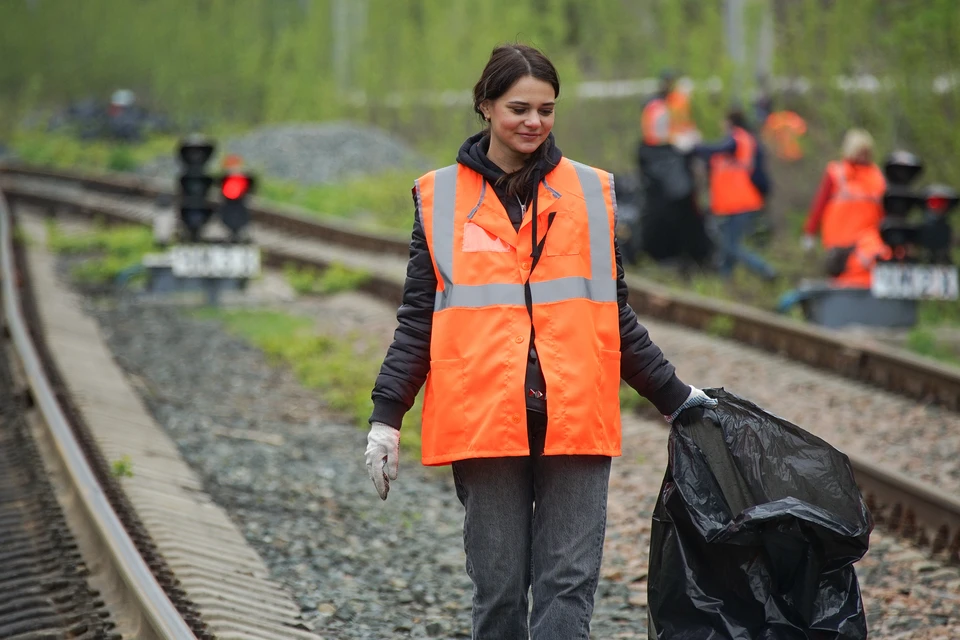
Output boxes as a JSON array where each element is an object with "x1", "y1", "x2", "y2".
[{"x1": 143, "y1": 137, "x2": 261, "y2": 305}]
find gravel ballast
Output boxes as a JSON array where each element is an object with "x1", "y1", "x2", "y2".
[{"x1": 71, "y1": 283, "x2": 960, "y2": 638}]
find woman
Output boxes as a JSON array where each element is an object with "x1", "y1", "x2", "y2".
[
  {"x1": 365, "y1": 44, "x2": 714, "y2": 640},
  {"x1": 803, "y1": 128, "x2": 886, "y2": 251},
  {"x1": 694, "y1": 109, "x2": 777, "y2": 280}
]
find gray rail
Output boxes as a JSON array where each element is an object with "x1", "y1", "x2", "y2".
[{"x1": 0, "y1": 189, "x2": 198, "y2": 640}]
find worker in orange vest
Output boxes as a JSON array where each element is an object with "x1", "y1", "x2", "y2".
[
  {"x1": 762, "y1": 110, "x2": 807, "y2": 161},
  {"x1": 831, "y1": 226, "x2": 893, "y2": 288},
  {"x1": 641, "y1": 92, "x2": 671, "y2": 146},
  {"x1": 695, "y1": 109, "x2": 776, "y2": 280},
  {"x1": 641, "y1": 70, "x2": 699, "y2": 149},
  {"x1": 804, "y1": 129, "x2": 886, "y2": 251},
  {"x1": 365, "y1": 44, "x2": 716, "y2": 638}
]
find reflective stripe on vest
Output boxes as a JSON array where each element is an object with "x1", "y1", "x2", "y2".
[{"x1": 426, "y1": 161, "x2": 616, "y2": 312}]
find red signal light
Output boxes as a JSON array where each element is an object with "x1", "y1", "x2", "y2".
[
  {"x1": 927, "y1": 196, "x2": 950, "y2": 213},
  {"x1": 222, "y1": 174, "x2": 250, "y2": 200}
]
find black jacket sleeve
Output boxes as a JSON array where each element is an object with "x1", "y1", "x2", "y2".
[
  {"x1": 616, "y1": 239, "x2": 690, "y2": 416},
  {"x1": 369, "y1": 206, "x2": 435, "y2": 429}
]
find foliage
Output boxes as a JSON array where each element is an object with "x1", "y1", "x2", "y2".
[
  {"x1": 47, "y1": 220, "x2": 155, "y2": 285},
  {"x1": 192, "y1": 308, "x2": 423, "y2": 452},
  {"x1": 10, "y1": 130, "x2": 178, "y2": 172},
  {"x1": 283, "y1": 262, "x2": 371, "y2": 296},
  {"x1": 4, "y1": 1, "x2": 955, "y2": 179},
  {"x1": 110, "y1": 455, "x2": 134, "y2": 478},
  {"x1": 261, "y1": 171, "x2": 418, "y2": 232}
]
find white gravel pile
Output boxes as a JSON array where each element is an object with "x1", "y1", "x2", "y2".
[{"x1": 137, "y1": 122, "x2": 427, "y2": 185}]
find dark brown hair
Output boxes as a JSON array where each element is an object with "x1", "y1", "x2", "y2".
[
  {"x1": 726, "y1": 107, "x2": 751, "y2": 132},
  {"x1": 473, "y1": 44, "x2": 560, "y2": 197}
]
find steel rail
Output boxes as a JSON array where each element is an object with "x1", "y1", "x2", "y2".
[
  {"x1": 4, "y1": 163, "x2": 960, "y2": 560},
  {"x1": 0, "y1": 188, "x2": 197, "y2": 639},
  {"x1": 848, "y1": 453, "x2": 960, "y2": 560}
]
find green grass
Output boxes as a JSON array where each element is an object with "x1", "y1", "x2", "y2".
[
  {"x1": 191, "y1": 308, "x2": 423, "y2": 453},
  {"x1": 10, "y1": 129, "x2": 179, "y2": 173},
  {"x1": 46, "y1": 220, "x2": 155, "y2": 285},
  {"x1": 904, "y1": 327, "x2": 960, "y2": 366},
  {"x1": 705, "y1": 315, "x2": 735, "y2": 338},
  {"x1": 283, "y1": 262, "x2": 371, "y2": 296},
  {"x1": 110, "y1": 455, "x2": 134, "y2": 479},
  {"x1": 261, "y1": 171, "x2": 419, "y2": 232}
]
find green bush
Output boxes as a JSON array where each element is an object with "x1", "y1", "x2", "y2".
[{"x1": 10, "y1": 1, "x2": 956, "y2": 175}]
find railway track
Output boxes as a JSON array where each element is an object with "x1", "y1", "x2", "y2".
[
  {"x1": 2, "y1": 162, "x2": 959, "y2": 569},
  {"x1": 0, "y1": 180, "x2": 205, "y2": 638}
]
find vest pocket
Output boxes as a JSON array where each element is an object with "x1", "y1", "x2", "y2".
[
  {"x1": 462, "y1": 222, "x2": 511, "y2": 253},
  {"x1": 424, "y1": 359, "x2": 466, "y2": 453}
]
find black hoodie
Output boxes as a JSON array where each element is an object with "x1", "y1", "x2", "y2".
[{"x1": 369, "y1": 132, "x2": 690, "y2": 430}]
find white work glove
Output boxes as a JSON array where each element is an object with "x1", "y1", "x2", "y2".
[
  {"x1": 365, "y1": 422, "x2": 400, "y2": 500},
  {"x1": 665, "y1": 386, "x2": 718, "y2": 425},
  {"x1": 801, "y1": 234, "x2": 817, "y2": 253}
]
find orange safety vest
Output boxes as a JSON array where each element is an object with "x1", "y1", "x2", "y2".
[
  {"x1": 762, "y1": 111, "x2": 806, "y2": 161},
  {"x1": 821, "y1": 161, "x2": 886, "y2": 249},
  {"x1": 666, "y1": 90, "x2": 695, "y2": 138},
  {"x1": 641, "y1": 98, "x2": 671, "y2": 146},
  {"x1": 833, "y1": 226, "x2": 892, "y2": 288},
  {"x1": 415, "y1": 159, "x2": 621, "y2": 466},
  {"x1": 709, "y1": 127, "x2": 764, "y2": 215}
]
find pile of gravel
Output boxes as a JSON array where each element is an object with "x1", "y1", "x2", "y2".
[{"x1": 137, "y1": 121, "x2": 428, "y2": 186}]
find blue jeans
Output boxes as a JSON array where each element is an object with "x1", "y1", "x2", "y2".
[
  {"x1": 714, "y1": 210, "x2": 775, "y2": 279},
  {"x1": 451, "y1": 413, "x2": 611, "y2": 640}
]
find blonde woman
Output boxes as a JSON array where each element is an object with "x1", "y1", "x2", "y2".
[{"x1": 803, "y1": 129, "x2": 886, "y2": 250}]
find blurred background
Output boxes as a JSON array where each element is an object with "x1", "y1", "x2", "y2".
[{"x1": 2, "y1": 0, "x2": 959, "y2": 351}]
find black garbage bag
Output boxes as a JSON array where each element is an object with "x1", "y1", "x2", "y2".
[
  {"x1": 636, "y1": 143, "x2": 713, "y2": 265},
  {"x1": 648, "y1": 388, "x2": 872, "y2": 640}
]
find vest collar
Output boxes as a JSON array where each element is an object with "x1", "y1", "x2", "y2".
[{"x1": 465, "y1": 170, "x2": 564, "y2": 247}]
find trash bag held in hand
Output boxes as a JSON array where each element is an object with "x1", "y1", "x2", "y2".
[{"x1": 648, "y1": 388, "x2": 872, "y2": 640}]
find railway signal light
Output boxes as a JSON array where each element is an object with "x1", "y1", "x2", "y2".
[
  {"x1": 922, "y1": 185, "x2": 959, "y2": 216},
  {"x1": 217, "y1": 155, "x2": 256, "y2": 242},
  {"x1": 881, "y1": 152, "x2": 959, "y2": 264},
  {"x1": 177, "y1": 135, "x2": 216, "y2": 242}
]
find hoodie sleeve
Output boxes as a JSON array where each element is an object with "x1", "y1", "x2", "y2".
[
  {"x1": 368, "y1": 201, "x2": 436, "y2": 429},
  {"x1": 615, "y1": 239, "x2": 690, "y2": 416}
]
